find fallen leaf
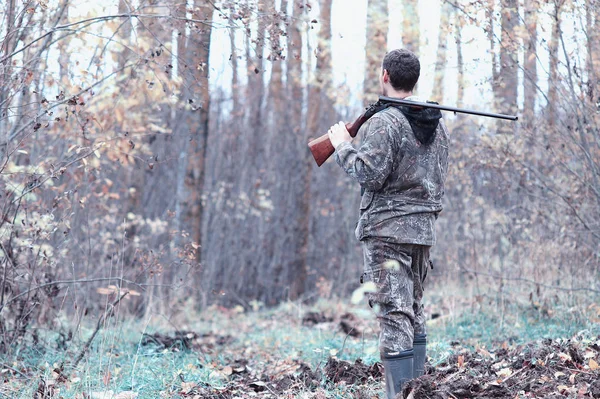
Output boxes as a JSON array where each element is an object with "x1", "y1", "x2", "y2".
[
  {"x1": 496, "y1": 368, "x2": 512, "y2": 378},
  {"x1": 90, "y1": 391, "x2": 114, "y2": 399},
  {"x1": 589, "y1": 359, "x2": 599, "y2": 370},
  {"x1": 103, "y1": 371, "x2": 111, "y2": 386},
  {"x1": 181, "y1": 382, "x2": 196, "y2": 394},
  {"x1": 558, "y1": 352, "x2": 572, "y2": 362}
]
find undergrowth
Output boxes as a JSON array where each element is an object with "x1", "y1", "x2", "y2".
[{"x1": 1, "y1": 289, "x2": 599, "y2": 398}]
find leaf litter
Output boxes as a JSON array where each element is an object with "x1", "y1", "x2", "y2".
[
  {"x1": 150, "y1": 312, "x2": 600, "y2": 399},
  {"x1": 166, "y1": 334, "x2": 600, "y2": 398},
  {"x1": 6, "y1": 307, "x2": 600, "y2": 398},
  {"x1": 403, "y1": 336, "x2": 600, "y2": 398}
]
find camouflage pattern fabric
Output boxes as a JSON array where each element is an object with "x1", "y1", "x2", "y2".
[
  {"x1": 334, "y1": 106, "x2": 449, "y2": 246},
  {"x1": 334, "y1": 102, "x2": 448, "y2": 355},
  {"x1": 361, "y1": 239, "x2": 430, "y2": 354}
]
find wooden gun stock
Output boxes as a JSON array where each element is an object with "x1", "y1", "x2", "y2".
[{"x1": 308, "y1": 114, "x2": 369, "y2": 167}]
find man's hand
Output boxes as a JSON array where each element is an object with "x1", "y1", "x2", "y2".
[{"x1": 328, "y1": 121, "x2": 352, "y2": 149}]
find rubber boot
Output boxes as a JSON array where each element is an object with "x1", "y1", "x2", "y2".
[
  {"x1": 382, "y1": 349, "x2": 414, "y2": 399},
  {"x1": 413, "y1": 334, "x2": 427, "y2": 377}
]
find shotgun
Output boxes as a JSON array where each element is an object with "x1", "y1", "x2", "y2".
[{"x1": 308, "y1": 96, "x2": 518, "y2": 167}]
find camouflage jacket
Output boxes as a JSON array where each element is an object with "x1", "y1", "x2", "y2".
[{"x1": 334, "y1": 105, "x2": 449, "y2": 246}]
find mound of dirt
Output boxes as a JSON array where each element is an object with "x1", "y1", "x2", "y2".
[
  {"x1": 339, "y1": 312, "x2": 363, "y2": 337},
  {"x1": 402, "y1": 337, "x2": 600, "y2": 398},
  {"x1": 324, "y1": 357, "x2": 383, "y2": 385},
  {"x1": 302, "y1": 311, "x2": 334, "y2": 326},
  {"x1": 141, "y1": 331, "x2": 234, "y2": 353},
  {"x1": 176, "y1": 335, "x2": 600, "y2": 398}
]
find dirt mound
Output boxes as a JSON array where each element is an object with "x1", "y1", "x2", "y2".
[
  {"x1": 339, "y1": 312, "x2": 363, "y2": 337},
  {"x1": 402, "y1": 337, "x2": 600, "y2": 398},
  {"x1": 302, "y1": 311, "x2": 334, "y2": 326},
  {"x1": 176, "y1": 335, "x2": 600, "y2": 398},
  {"x1": 141, "y1": 331, "x2": 199, "y2": 350},
  {"x1": 178, "y1": 359, "x2": 323, "y2": 398},
  {"x1": 324, "y1": 357, "x2": 383, "y2": 385},
  {"x1": 141, "y1": 331, "x2": 234, "y2": 353}
]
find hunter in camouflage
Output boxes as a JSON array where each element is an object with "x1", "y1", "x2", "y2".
[{"x1": 328, "y1": 49, "x2": 449, "y2": 398}]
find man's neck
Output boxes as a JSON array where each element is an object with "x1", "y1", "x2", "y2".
[{"x1": 382, "y1": 87, "x2": 413, "y2": 99}]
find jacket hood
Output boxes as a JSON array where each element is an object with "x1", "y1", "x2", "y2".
[
  {"x1": 394, "y1": 105, "x2": 442, "y2": 145},
  {"x1": 376, "y1": 97, "x2": 442, "y2": 145}
]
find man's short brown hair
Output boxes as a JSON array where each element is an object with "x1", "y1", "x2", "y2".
[{"x1": 382, "y1": 49, "x2": 420, "y2": 92}]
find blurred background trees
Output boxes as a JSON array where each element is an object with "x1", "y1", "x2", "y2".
[{"x1": 0, "y1": 0, "x2": 598, "y2": 350}]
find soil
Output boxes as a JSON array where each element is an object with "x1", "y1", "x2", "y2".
[
  {"x1": 139, "y1": 319, "x2": 600, "y2": 398},
  {"x1": 301, "y1": 310, "x2": 365, "y2": 338},
  {"x1": 141, "y1": 331, "x2": 234, "y2": 353},
  {"x1": 302, "y1": 311, "x2": 334, "y2": 326},
  {"x1": 181, "y1": 335, "x2": 600, "y2": 398},
  {"x1": 324, "y1": 357, "x2": 383, "y2": 385},
  {"x1": 403, "y1": 336, "x2": 600, "y2": 399}
]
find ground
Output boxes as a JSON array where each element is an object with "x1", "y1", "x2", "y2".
[{"x1": 1, "y1": 290, "x2": 600, "y2": 398}]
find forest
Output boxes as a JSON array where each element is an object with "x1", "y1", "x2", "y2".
[{"x1": 0, "y1": 0, "x2": 599, "y2": 398}]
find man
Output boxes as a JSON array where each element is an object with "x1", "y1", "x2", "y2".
[{"x1": 327, "y1": 49, "x2": 449, "y2": 398}]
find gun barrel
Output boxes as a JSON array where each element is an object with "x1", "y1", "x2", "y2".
[{"x1": 379, "y1": 96, "x2": 519, "y2": 121}]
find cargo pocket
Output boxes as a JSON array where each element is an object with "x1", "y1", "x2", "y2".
[
  {"x1": 360, "y1": 191, "x2": 374, "y2": 210},
  {"x1": 364, "y1": 266, "x2": 393, "y2": 308},
  {"x1": 356, "y1": 191, "x2": 374, "y2": 241}
]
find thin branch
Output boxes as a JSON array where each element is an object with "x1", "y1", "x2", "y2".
[
  {"x1": 71, "y1": 292, "x2": 129, "y2": 370},
  {"x1": 459, "y1": 266, "x2": 600, "y2": 294},
  {"x1": 0, "y1": 242, "x2": 16, "y2": 309},
  {"x1": 0, "y1": 361, "x2": 28, "y2": 378},
  {"x1": 0, "y1": 277, "x2": 169, "y2": 312},
  {"x1": 0, "y1": 13, "x2": 229, "y2": 64},
  {"x1": 1, "y1": 62, "x2": 137, "y2": 149}
]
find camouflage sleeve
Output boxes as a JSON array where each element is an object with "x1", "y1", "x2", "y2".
[{"x1": 334, "y1": 116, "x2": 395, "y2": 191}]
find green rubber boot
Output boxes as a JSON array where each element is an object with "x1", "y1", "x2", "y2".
[
  {"x1": 413, "y1": 334, "x2": 427, "y2": 377},
  {"x1": 382, "y1": 349, "x2": 414, "y2": 399}
]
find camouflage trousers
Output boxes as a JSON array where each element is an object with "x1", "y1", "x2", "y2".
[{"x1": 361, "y1": 239, "x2": 431, "y2": 355}]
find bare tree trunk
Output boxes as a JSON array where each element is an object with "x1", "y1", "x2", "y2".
[
  {"x1": 364, "y1": 0, "x2": 388, "y2": 105},
  {"x1": 455, "y1": 12, "x2": 465, "y2": 108},
  {"x1": 173, "y1": 2, "x2": 190, "y2": 248},
  {"x1": 402, "y1": 0, "x2": 420, "y2": 56},
  {"x1": 117, "y1": 0, "x2": 132, "y2": 68},
  {"x1": 586, "y1": 0, "x2": 598, "y2": 102},
  {"x1": 287, "y1": 1, "x2": 303, "y2": 118},
  {"x1": 0, "y1": 0, "x2": 17, "y2": 141},
  {"x1": 523, "y1": 0, "x2": 537, "y2": 128},
  {"x1": 58, "y1": 0, "x2": 70, "y2": 83},
  {"x1": 285, "y1": 0, "x2": 306, "y2": 300},
  {"x1": 487, "y1": 0, "x2": 500, "y2": 95},
  {"x1": 497, "y1": 0, "x2": 519, "y2": 134},
  {"x1": 191, "y1": 1, "x2": 214, "y2": 260},
  {"x1": 266, "y1": 0, "x2": 287, "y2": 295},
  {"x1": 547, "y1": 2, "x2": 562, "y2": 127},
  {"x1": 246, "y1": 0, "x2": 267, "y2": 132},
  {"x1": 229, "y1": 24, "x2": 240, "y2": 112},
  {"x1": 432, "y1": 2, "x2": 453, "y2": 103},
  {"x1": 267, "y1": 0, "x2": 285, "y2": 121},
  {"x1": 291, "y1": 0, "x2": 333, "y2": 299}
]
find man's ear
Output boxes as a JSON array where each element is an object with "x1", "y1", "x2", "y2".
[{"x1": 382, "y1": 69, "x2": 389, "y2": 83}]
